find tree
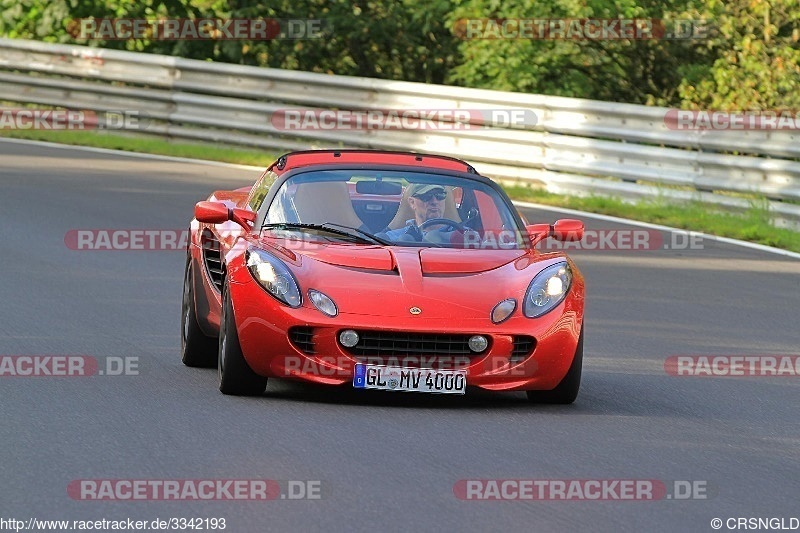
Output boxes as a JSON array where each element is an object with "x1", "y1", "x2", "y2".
[
  {"x1": 445, "y1": 0, "x2": 711, "y2": 105},
  {"x1": 677, "y1": 0, "x2": 800, "y2": 109}
]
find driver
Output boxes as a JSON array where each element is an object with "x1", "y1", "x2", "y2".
[{"x1": 381, "y1": 184, "x2": 450, "y2": 241}]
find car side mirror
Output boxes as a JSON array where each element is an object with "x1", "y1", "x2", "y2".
[
  {"x1": 526, "y1": 219, "x2": 584, "y2": 246},
  {"x1": 551, "y1": 219, "x2": 584, "y2": 241},
  {"x1": 195, "y1": 201, "x2": 229, "y2": 224},
  {"x1": 195, "y1": 202, "x2": 256, "y2": 230},
  {"x1": 526, "y1": 223, "x2": 551, "y2": 246}
]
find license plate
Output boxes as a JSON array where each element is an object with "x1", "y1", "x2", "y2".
[{"x1": 353, "y1": 364, "x2": 466, "y2": 395}]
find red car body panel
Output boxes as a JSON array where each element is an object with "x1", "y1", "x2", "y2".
[{"x1": 187, "y1": 150, "x2": 585, "y2": 393}]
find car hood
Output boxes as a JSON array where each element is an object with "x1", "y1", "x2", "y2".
[
  {"x1": 259, "y1": 236, "x2": 525, "y2": 274},
  {"x1": 255, "y1": 237, "x2": 565, "y2": 318}
]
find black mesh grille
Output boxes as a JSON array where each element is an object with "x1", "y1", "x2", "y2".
[
  {"x1": 201, "y1": 229, "x2": 225, "y2": 292},
  {"x1": 344, "y1": 331, "x2": 483, "y2": 357},
  {"x1": 511, "y1": 336, "x2": 536, "y2": 359},
  {"x1": 289, "y1": 327, "x2": 316, "y2": 355}
]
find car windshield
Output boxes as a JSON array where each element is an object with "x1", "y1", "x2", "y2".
[{"x1": 262, "y1": 169, "x2": 525, "y2": 249}]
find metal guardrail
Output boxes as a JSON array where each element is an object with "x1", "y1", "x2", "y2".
[{"x1": 1, "y1": 38, "x2": 799, "y2": 223}]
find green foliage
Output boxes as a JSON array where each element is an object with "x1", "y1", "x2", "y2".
[
  {"x1": 446, "y1": 0, "x2": 727, "y2": 105},
  {"x1": 677, "y1": 0, "x2": 800, "y2": 109},
  {"x1": 234, "y1": 0, "x2": 459, "y2": 82},
  {"x1": 0, "y1": 0, "x2": 200, "y2": 45},
  {"x1": 0, "y1": 0, "x2": 459, "y2": 83},
  {"x1": 1, "y1": 0, "x2": 797, "y2": 108}
]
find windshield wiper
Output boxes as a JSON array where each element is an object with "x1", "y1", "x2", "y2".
[
  {"x1": 320, "y1": 223, "x2": 392, "y2": 246},
  {"x1": 261, "y1": 222, "x2": 388, "y2": 245}
]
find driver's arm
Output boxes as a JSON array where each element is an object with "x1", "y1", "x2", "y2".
[{"x1": 379, "y1": 220, "x2": 423, "y2": 242}]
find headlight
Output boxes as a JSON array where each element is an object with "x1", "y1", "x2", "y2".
[
  {"x1": 523, "y1": 262, "x2": 572, "y2": 318},
  {"x1": 246, "y1": 247, "x2": 302, "y2": 307}
]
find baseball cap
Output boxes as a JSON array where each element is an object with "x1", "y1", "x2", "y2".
[{"x1": 407, "y1": 184, "x2": 446, "y2": 197}]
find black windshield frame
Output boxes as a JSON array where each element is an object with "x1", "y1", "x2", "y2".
[{"x1": 255, "y1": 164, "x2": 531, "y2": 248}]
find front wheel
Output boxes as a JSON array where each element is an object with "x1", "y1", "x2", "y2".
[
  {"x1": 526, "y1": 329, "x2": 583, "y2": 404},
  {"x1": 181, "y1": 255, "x2": 217, "y2": 368},
  {"x1": 218, "y1": 283, "x2": 268, "y2": 396}
]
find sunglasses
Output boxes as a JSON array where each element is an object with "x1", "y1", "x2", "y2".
[{"x1": 414, "y1": 190, "x2": 447, "y2": 202}]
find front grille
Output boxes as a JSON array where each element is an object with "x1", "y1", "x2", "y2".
[
  {"x1": 344, "y1": 331, "x2": 482, "y2": 357},
  {"x1": 289, "y1": 326, "x2": 316, "y2": 355},
  {"x1": 201, "y1": 229, "x2": 225, "y2": 292},
  {"x1": 511, "y1": 336, "x2": 536, "y2": 359}
]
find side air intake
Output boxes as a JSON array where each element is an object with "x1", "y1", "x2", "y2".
[{"x1": 201, "y1": 229, "x2": 225, "y2": 292}]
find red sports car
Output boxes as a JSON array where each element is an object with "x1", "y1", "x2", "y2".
[{"x1": 181, "y1": 150, "x2": 585, "y2": 403}]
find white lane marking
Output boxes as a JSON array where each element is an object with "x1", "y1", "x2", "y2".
[{"x1": 2, "y1": 137, "x2": 798, "y2": 259}]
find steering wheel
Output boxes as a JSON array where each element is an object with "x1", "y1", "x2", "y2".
[{"x1": 418, "y1": 218, "x2": 467, "y2": 232}]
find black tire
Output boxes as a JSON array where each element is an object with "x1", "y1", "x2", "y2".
[
  {"x1": 526, "y1": 328, "x2": 583, "y2": 404},
  {"x1": 218, "y1": 283, "x2": 268, "y2": 396},
  {"x1": 181, "y1": 255, "x2": 217, "y2": 367}
]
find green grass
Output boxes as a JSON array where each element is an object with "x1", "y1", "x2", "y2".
[
  {"x1": 505, "y1": 185, "x2": 800, "y2": 253},
  {"x1": 2, "y1": 128, "x2": 798, "y2": 253},
  {"x1": 0, "y1": 129, "x2": 279, "y2": 167}
]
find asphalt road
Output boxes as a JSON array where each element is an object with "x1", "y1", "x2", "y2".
[{"x1": 1, "y1": 139, "x2": 798, "y2": 533}]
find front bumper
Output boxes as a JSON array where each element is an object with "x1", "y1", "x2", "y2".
[{"x1": 228, "y1": 269, "x2": 584, "y2": 392}]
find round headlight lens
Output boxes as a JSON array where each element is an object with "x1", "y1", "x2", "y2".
[
  {"x1": 246, "y1": 248, "x2": 302, "y2": 307},
  {"x1": 339, "y1": 330, "x2": 360, "y2": 348},
  {"x1": 523, "y1": 262, "x2": 573, "y2": 318}
]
